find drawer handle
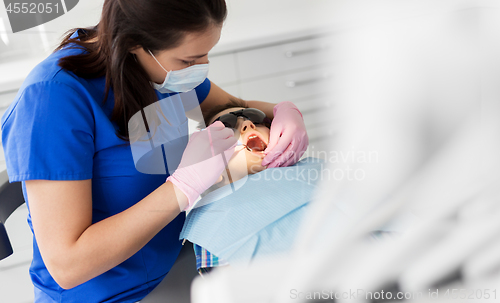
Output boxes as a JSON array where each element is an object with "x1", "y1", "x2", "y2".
[
  {"x1": 285, "y1": 72, "x2": 332, "y2": 88},
  {"x1": 284, "y1": 45, "x2": 329, "y2": 58}
]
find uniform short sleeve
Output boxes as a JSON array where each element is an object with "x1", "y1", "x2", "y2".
[
  {"x1": 194, "y1": 78, "x2": 211, "y2": 104},
  {"x1": 1, "y1": 81, "x2": 95, "y2": 182}
]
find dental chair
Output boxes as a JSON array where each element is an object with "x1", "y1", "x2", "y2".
[
  {"x1": 0, "y1": 169, "x2": 24, "y2": 261},
  {"x1": 141, "y1": 241, "x2": 198, "y2": 303}
]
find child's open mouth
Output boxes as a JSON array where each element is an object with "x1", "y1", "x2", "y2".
[{"x1": 245, "y1": 135, "x2": 267, "y2": 152}]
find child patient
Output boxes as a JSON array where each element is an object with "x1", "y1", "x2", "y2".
[
  {"x1": 183, "y1": 99, "x2": 321, "y2": 275},
  {"x1": 198, "y1": 98, "x2": 273, "y2": 191}
]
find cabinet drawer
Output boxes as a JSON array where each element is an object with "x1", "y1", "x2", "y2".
[
  {"x1": 239, "y1": 65, "x2": 334, "y2": 102},
  {"x1": 236, "y1": 35, "x2": 335, "y2": 81},
  {"x1": 208, "y1": 53, "x2": 238, "y2": 86},
  {"x1": 292, "y1": 94, "x2": 334, "y2": 115},
  {"x1": 307, "y1": 124, "x2": 336, "y2": 148},
  {"x1": 302, "y1": 108, "x2": 332, "y2": 130}
]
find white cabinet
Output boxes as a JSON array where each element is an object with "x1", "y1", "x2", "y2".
[
  {"x1": 239, "y1": 65, "x2": 333, "y2": 101},
  {"x1": 236, "y1": 35, "x2": 334, "y2": 81},
  {"x1": 206, "y1": 53, "x2": 238, "y2": 86}
]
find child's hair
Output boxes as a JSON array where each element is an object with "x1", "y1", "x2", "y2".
[{"x1": 198, "y1": 98, "x2": 248, "y2": 129}]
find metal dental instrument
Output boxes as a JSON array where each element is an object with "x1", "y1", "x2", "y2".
[{"x1": 237, "y1": 139, "x2": 266, "y2": 153}]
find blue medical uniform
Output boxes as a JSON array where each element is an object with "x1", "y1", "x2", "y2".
[{"x1": 0, "y1": 30, "x2": 211, "y2": 303}]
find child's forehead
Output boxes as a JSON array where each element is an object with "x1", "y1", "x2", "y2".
[{"x1": 209, "y1": 107, "x2": 246, "y2": 124}]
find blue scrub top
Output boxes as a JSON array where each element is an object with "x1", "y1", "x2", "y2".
[{"x1": 0, "y1": 30, "x2": 211, "y2": 303}]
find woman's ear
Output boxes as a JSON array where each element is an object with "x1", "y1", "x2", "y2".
[{"x1": 129, "y1": 46, "x2": 143, "y2": 55}]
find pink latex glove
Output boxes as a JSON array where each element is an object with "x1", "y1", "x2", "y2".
[
  {"x1": 167, "y1": 121, "x2": 237, "y2": 211},
  {"x1": 261, "y1": 101, "x2": 309, "y2": 168}
]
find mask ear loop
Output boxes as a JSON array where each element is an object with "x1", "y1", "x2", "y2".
[
  {"x1": 148, "y1": 49, "x2": 170, "y2": 73},
  {"x1": 145, "y1": 49, "x2": 174, "y2": 126}
]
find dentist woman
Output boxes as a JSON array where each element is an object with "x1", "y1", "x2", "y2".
[{"x1": 0, "y1": 0, "x2": 308, "y2": 302}]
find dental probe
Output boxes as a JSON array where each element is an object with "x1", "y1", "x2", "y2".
[
  {"x1": 237, "y1": 139, "x2": 266, "y2": 153},
  {"x1": 236, "y1": 140, "x2": 251, "y2": 151}
]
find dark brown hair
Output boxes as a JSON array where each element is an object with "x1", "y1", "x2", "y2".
[{"x1": 56, "y1": 0, "x2": 227, "y2": 141}]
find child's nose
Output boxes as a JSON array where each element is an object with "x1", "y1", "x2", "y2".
[{"x1": 240, "y1": 120, "x2": 256, "y2": 134}]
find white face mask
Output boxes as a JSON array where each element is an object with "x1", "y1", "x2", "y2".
[{"x1": 148, "y1": 49, "x2": 209, "y2": 94}]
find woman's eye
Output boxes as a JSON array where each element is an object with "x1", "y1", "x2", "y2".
[{"x1": 182, "y1": 60, "x2": 195, "y2": 65}]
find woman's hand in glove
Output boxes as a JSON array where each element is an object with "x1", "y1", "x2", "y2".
[
  {"x1": 167, "y1": 121, "x2": 237, "y2": 211},
  {"x1": 261, "y1": 101, "x2": 309, "y2": 168}
]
